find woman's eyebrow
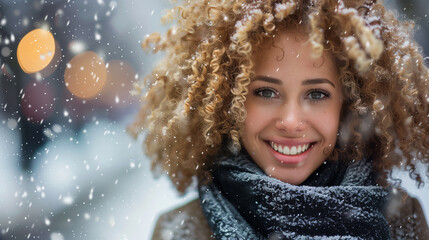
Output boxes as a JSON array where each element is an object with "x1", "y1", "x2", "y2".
[
  {"x1": 302, "y1": 78, "x2": 336, "y2": 88},
  {"x1": 253, "y1": 76, "x2": 335, "y2": 88},
  {"x1": 253, "y1": 76, "x2": 282, "y2": 84}
]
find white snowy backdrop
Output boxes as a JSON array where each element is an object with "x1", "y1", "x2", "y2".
[{"x1": 0, "y1": 0, "x2": 428, "y2": 239}]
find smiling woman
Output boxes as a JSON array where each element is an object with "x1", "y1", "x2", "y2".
[
  {"x1": 242, "y1": 29, "x2": 343, "y2": 185},
  {"x1": 130, "y1": 0, "x2": 429, "y2": 239}
]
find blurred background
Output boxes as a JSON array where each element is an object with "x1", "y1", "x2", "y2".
[{"x1": 0, "y1": 0, "x2": 428, "y2": 239}]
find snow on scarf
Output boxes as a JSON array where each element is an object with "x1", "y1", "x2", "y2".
[{"x1": 198, "y1": 152, "x2": 390, "y2": 240}]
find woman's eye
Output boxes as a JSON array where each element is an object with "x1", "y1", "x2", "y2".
[
  {"x1": 307, "y1": 89, "x2": 330, "y2": 101},
  {"x1": 254, "y1": 88, "x2": 277, "y2": 99}
]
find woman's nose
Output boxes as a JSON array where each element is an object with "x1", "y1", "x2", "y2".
[{"x1": 275, "y1": 103, "x2": 305, "y2": 132}]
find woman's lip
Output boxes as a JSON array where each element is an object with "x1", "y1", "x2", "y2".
[{"x1": 265, "y1": 141, "x2": 315, "y2": 165}]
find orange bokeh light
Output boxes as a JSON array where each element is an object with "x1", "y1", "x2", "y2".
[
  {"x1": 64, "y1": 51, "x2": 107, "y2": 99},
  {"x1": 17, "y1": 29, "x2": 55, "y2": 74},
  {"x1": 31, "y1": 40, "x2": 62, "y2": 79}
]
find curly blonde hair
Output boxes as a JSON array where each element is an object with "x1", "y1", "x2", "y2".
[{"x1": 130, "y1": 0, "x2": 429, "y2": 192}]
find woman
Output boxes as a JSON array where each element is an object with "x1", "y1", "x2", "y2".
[{"x1": 130, "y1": 0, "x2": 429, "y2": 239}]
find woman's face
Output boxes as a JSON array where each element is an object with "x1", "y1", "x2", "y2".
[{"x1": 241, "y1": 29, "x2": 343, "y2": 185}]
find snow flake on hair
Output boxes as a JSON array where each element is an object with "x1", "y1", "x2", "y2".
[
  {"x1": 336, "y1": 0, "x2": 382, "y2": 39},
  {"x1": 358, "y1": 0, "x2": 383, "y2": 39},
  {"x1": 336, "y1": 0, "x2": 384, "y2": 72},
  {"x1": 274, "y1": 1, "x2": 298, "y2": 20},
  {"x1": 230, "y1": 1, "x2": 265, "y2": 47}
]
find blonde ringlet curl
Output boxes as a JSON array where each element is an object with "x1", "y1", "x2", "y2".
[{"x1": 130, "y1": 0, "x2": 429, "y2": 192}]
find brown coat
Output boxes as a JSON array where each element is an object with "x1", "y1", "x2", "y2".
[{"x1": 152, "y1": 189, "x2": 429, "y2": 240}]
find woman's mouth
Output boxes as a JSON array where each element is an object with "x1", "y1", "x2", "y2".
[{"x1": 269, "y1": 142, "x2": 313, "y2": 156}]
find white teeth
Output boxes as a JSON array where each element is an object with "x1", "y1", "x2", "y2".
[
  {"x1": 273, "y1": 143, "x2": 278, "y2": 151},
  {"x1": 284, "y1": 146, "x2": 290, "y2": 155},
  {"x1": 270, "y1": 142, "x2": 310, "y2": 156},
  {"x1": 290, "y1": 146, "x2": 297, "y2": 155}
]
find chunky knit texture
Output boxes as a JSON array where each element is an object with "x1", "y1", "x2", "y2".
[{"x1": 199, "y1": 153, "x2": 391, "y2": 239}]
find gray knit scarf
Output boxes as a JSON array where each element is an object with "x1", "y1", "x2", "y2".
[{"x1": 198, "y1": 152, "x2": 390, "y2": 240}]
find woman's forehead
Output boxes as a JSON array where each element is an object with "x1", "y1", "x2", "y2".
[{"x1": 253, "y1": 29, "x2": 331, "y2": 64}]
